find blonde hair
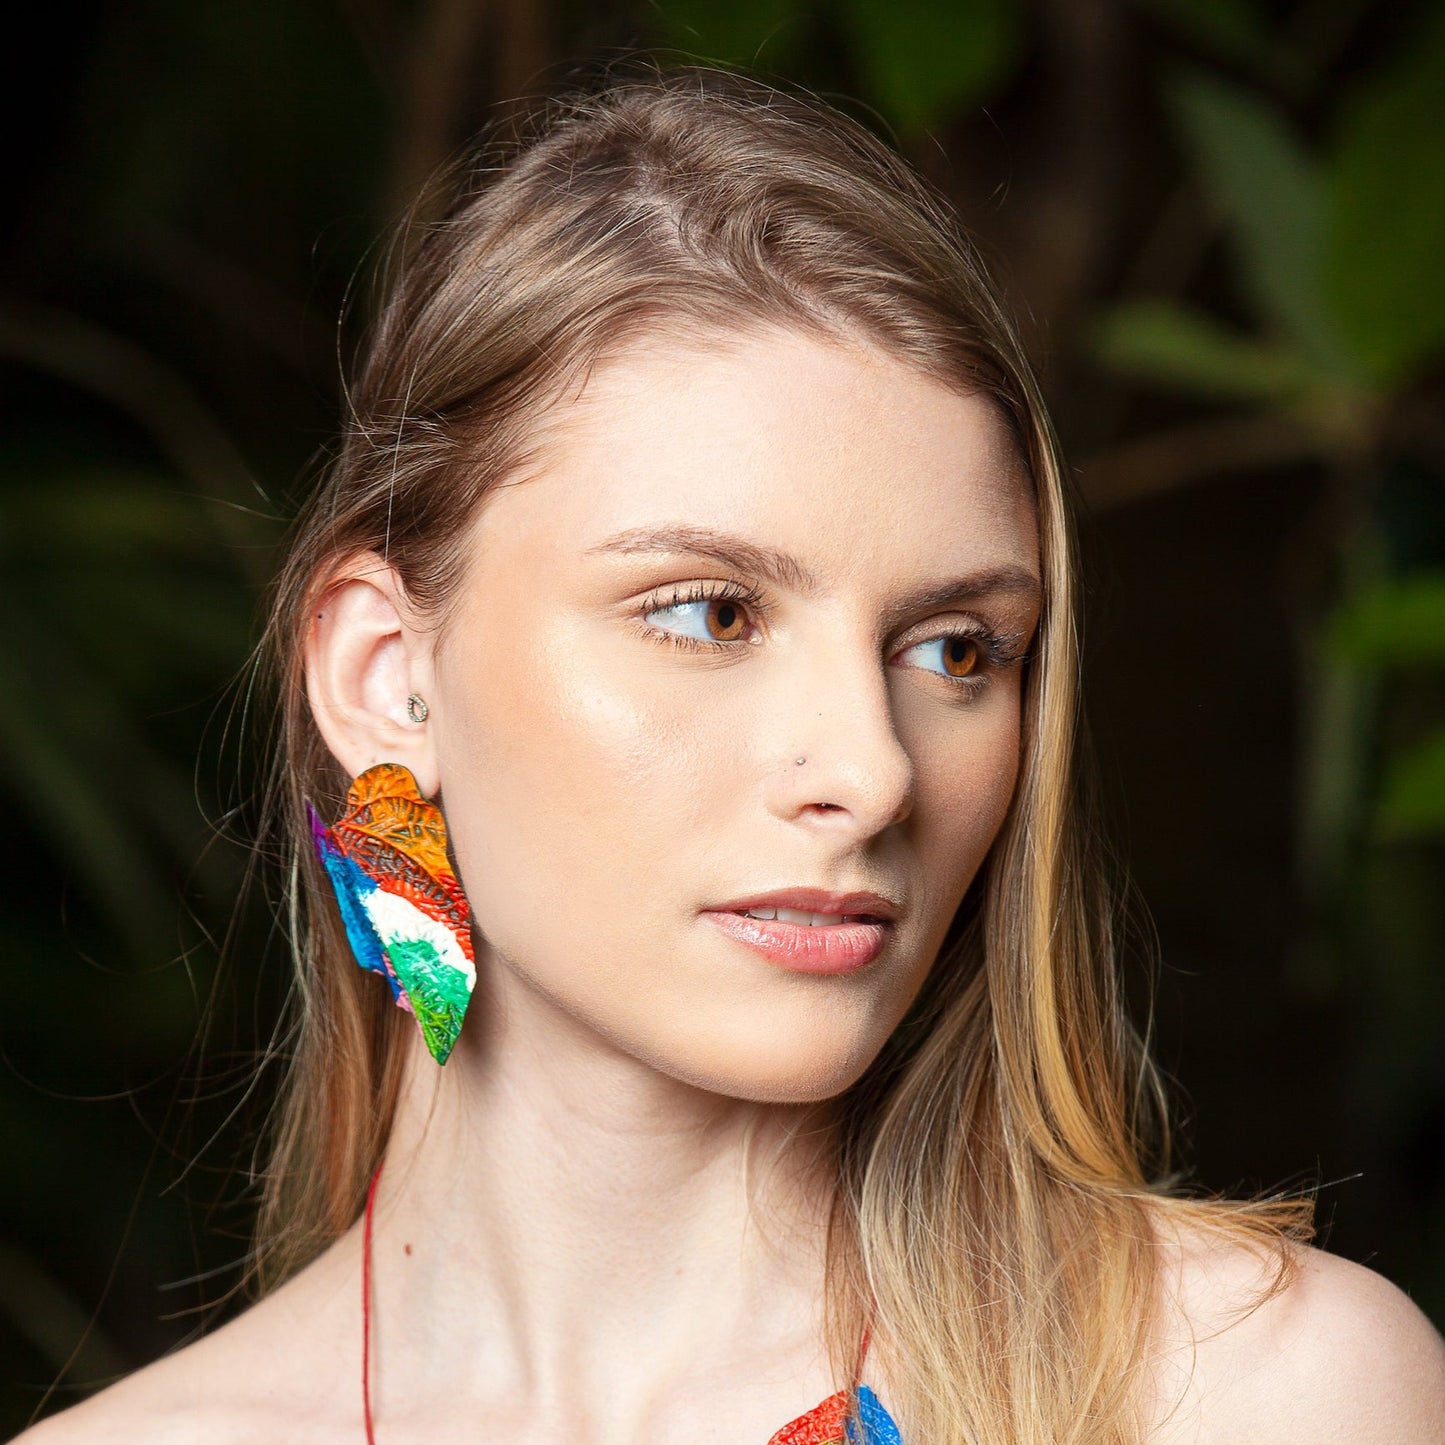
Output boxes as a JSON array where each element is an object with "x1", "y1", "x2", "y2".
[{"x1": 251, "y1": 66, "x2": 1311, "y2": 1443}]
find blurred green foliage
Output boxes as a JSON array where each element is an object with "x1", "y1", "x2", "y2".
[
  {"x1": 1091, "y1": 3, "x2": 1445, "y2": 917},
  {"x1": 4, "y1": 0, "x2": 1444, "y2": 1432}
]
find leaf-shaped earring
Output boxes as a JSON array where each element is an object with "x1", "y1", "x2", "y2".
[{"x1": 307, "y1": 763, "x2": 475, "y2": 1065}]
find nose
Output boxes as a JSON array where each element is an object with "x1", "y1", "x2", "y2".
[{"x1": 764, "y1": 633, "x2": 914, "y2": 837}]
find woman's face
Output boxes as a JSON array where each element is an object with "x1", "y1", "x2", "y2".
[{"x1": 428, "y1": 326, "x2": 1041, "y2": 1101}]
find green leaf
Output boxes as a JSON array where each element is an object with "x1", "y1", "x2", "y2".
[
  {"x1": 1330, "y1": 573, "x2": 1445, "y2": 667},
  {"x1": 1378, "y1": 730, "x2": 1445, "y2": 838},
  {"x1": 1092, "y1": 300, "x2": 1323, "y2": 401},
  {"x1": 653, "y1": 0, "x2": 809, "y2": 65},
  {"x1": 1168, "y1": 69, "x2": 1350, "y2": 374},
  {"x1": 838, "y1": 0, "x2": 1022, "y2": 135},
  {"x1": 1323, "y1": 9, "x2": 1445, "y2": 386}
]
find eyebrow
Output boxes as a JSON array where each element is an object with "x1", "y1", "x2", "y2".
[{"x1": 586, "y1": 523, "x2": 1042, "y2": 623}]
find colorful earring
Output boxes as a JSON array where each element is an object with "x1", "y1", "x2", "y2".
[{"x1": 308, "y1": 762, "x2": 475, "y2": 1065}]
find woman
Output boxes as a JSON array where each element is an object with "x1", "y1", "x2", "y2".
[{"x1": 20, "y1": 67, "x2": 1445, "y2": 1444}]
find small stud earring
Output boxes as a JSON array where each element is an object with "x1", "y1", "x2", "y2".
[
  {"x1": 795, "y1": 756, "x2": 807, "y2": 766},
  {"x1": 406, "y1": 693, "x2": 429, "y2": 724}
]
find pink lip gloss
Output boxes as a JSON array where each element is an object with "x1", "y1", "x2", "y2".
[{"x1": 701, "y1": 910, "x2": 889, "y2": 974}]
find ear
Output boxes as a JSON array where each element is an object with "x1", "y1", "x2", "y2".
[{"x1": 304, "y1": 552, "x2": 440, "y2": 796}]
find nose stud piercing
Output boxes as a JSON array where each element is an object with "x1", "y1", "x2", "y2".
[
  {"x1": 795, "y1": 756, "x2": 807, "y2": 766},
  {"x1": 406, "y1": 693, "x2": 429, "y2": 724}
]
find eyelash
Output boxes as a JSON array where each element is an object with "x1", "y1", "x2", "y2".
[{"x1": 634, "y1": 579, "x2": 1027, "y2": 697}]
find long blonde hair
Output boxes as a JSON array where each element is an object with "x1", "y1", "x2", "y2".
[{"x1": 251, "y1": 67, "x2": 1311, "y2": 1443}]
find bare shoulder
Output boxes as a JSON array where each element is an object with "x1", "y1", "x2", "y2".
[
  {"x1": 9, "y1": 1237, "x2": 359, "y2": 1445},
  {"x1": 1146, "y1": 1211, "x2": 1445, "y2": 1443}
]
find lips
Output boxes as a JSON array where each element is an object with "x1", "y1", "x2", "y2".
[
  {"x1": 701, "y1": 911, "x2": 890, "y2": 973},
  {"x1": 707, "y1": 887, "x2": 900, "y2": 922},
  {"x1": 700, "y1": 886, "x2": 899, "y2": 975}
]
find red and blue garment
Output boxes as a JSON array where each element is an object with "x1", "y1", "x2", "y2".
[{"x1": 768, "y1": 1383, "x2": 901, "y2": 1444}]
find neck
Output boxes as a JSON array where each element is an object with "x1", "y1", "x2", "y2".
[{"x1": 361, "y1": 967, "x2": 849, "y2": 1432}]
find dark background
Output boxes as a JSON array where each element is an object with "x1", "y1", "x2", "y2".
[{"x1": 3, "y1": 0, "x2": 1443, "y2": 1432}]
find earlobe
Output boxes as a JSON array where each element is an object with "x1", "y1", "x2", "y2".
[{"x1": 304, "y1": 555, "x2": 439, "y2": 795}]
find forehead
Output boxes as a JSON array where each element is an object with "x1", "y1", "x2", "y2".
[{"x1": 473, "y1": 326, "x2": 1038, "y2": 588}]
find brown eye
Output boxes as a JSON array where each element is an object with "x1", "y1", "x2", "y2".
[
  {"x1": 942, "y1": 636, "x2": 980, "y2": 677},
  {"x1": 642, "y1": 589, "x2": 758, "y2": 646},
  {"x1": 706, "y1": 599, "x2": 749, "y2": 642}
]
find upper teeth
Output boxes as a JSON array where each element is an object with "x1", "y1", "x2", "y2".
[{"x1": 743, "y1": 907, "x2": 867, "y2": 925}]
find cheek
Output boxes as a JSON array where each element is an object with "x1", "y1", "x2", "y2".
[
  {"x1": 432, "y1": 613, "x2": 730, "y2": 964},
  {"x1": 954, "y1": 702, "x2": 1022, "y2": 852},
  {"x1": 904, "y1": 685, "x2": 1023, "y2": 931},
  {"x1": 913, "y1": 684, "x2": 1017, "y2": 861}
]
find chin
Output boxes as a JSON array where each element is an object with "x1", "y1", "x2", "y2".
[{"x1": 632, "y1": 1005, "x2": 890, "y2": 1105}]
